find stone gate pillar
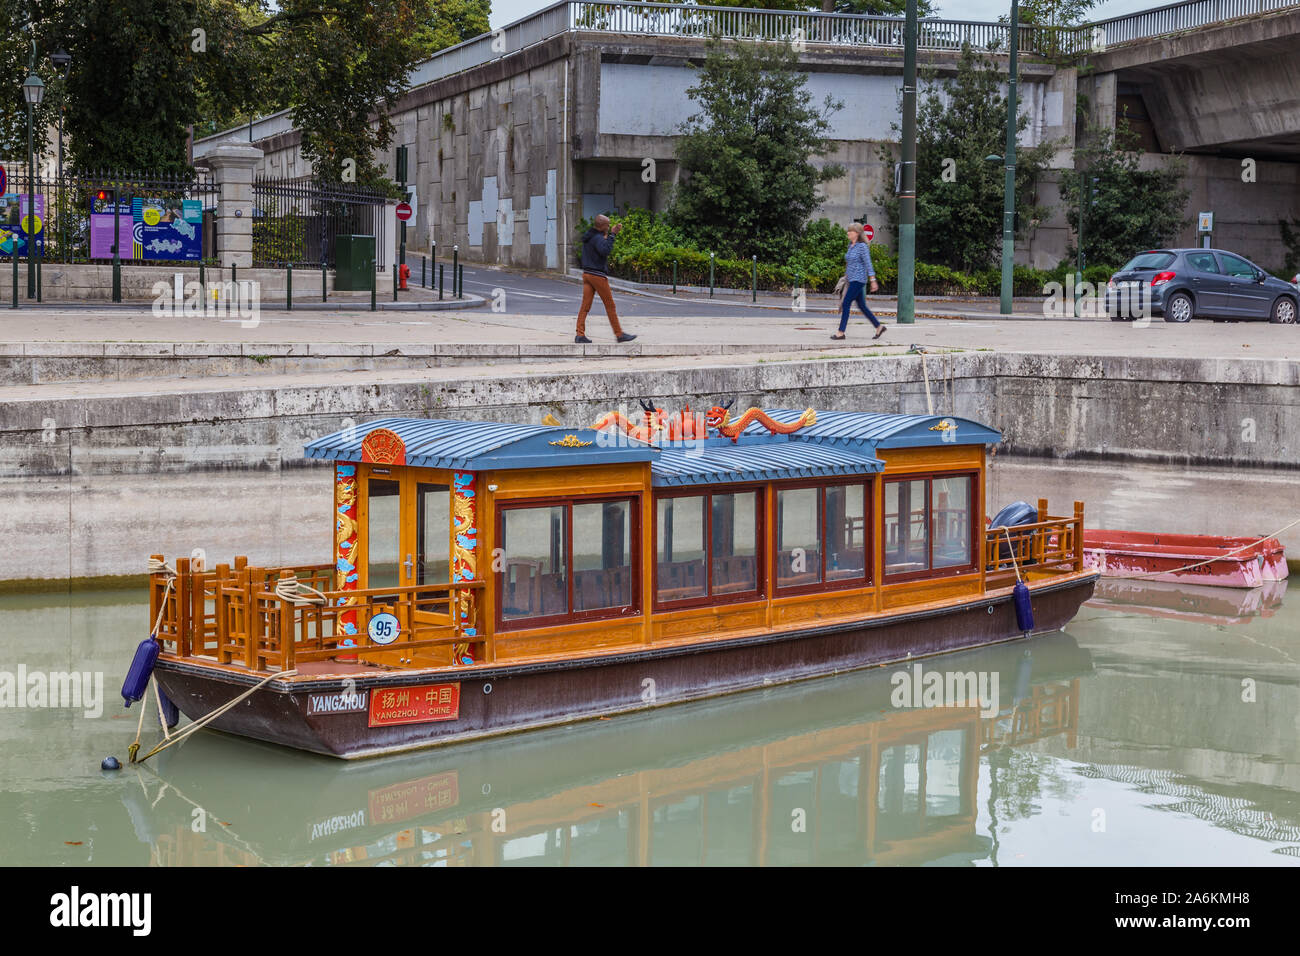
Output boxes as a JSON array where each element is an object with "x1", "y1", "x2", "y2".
[{"x1": 206, "y1": 143, "x2": 263, "y2": 268}]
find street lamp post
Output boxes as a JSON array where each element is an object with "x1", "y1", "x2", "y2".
[
  {"x1": 51, "y1": 48, "x2": 71, "y2": 263},
  {"x1": 999, "y1": 0, "x2": 1020, "y2": 315},
  {"x1": 22, "y1": 71, "x2": 46, "y2": 300}
]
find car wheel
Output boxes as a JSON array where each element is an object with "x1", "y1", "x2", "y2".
[
  {"x1": 1164, "y1": 293, "x2": 1194, "y2": 323},
  {"x1": 1269, "y1": 296, "x2": 1297, "y2": 324}
]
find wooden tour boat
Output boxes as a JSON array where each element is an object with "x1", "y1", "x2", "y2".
[
  {"x1": 144, "y1": 405, "x2": 1099, "y2": 759},
  {"x1": 1082, "y1": 529, "x2": 1289, "y2": 590}
]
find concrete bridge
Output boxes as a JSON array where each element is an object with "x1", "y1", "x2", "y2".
[{"x1": 195, "y1": 0, "x2": 1300, "y2": 272}]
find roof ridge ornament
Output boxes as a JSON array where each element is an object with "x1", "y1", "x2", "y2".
[{"x1": 360, "y1": 427, "x2": 407, "y2": 465}]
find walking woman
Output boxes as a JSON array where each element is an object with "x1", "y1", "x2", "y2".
[{"x1": 834, "y1": 223, "x2": 885, "y2": 340}]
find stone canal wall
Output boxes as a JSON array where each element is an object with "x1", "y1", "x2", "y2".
[{"x1": 3, "y1": 350, "x2": 1298, "y2": 583}]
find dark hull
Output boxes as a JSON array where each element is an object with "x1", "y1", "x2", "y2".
[{"x1": 154, "y1": 572, "x2": 1097, "y2": 759}]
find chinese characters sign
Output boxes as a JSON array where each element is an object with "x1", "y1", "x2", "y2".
[{"x1": 368, "y1": 683, "x2": 461, "y2": 727}]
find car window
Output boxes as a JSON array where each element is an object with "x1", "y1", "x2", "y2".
[
  {"x1": 1120, "y1": 252, "x2": 1175, "y2": 271},
  {"x1": 1218, "y1": 253, "x2": 1256, "y2": 278},
  {"x1": 1186, "y1": 252, "x2": 1219, "y2": 273}
]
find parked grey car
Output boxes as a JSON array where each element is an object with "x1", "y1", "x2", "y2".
[{"x1": 1106, "y1": 248, "x2": 1299, "y2": 324}]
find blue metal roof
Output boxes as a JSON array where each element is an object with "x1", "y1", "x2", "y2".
[
  {"x1": 738, "y1": 409, "x2": 1001, "y2": 449},
  {"x1": 304, "y1": 410, "x2": 999, "y2": 481},
  {"x1": 651, "y1": 440, "x2": 884, "y2": 487},
  {"x1": 304, "y1": 417, "x2": 656, "y2": 470}
]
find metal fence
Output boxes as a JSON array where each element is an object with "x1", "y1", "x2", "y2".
[
  {"x1": 0, "y1": 164, "x2": 218, "y2": 264},
  {"x1": 252, "y1": 176, "x2": 390, "y2": 270},
  {"x1": 1088, "y1": 0, "x2": 1298, "y2": 49}
]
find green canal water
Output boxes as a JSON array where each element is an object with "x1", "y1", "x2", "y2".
[{"x1": 1, "y1": 579, "x2": 1298, "y2": 866}]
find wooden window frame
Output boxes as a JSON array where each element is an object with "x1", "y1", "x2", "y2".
[
  {"x1": 652, "y1": 485, "x2": 766, "y2": 611},
  {"x1": 772, "y1": 477, "x2": 874, "y2": 597},
  {"x1": 494, "y1": 493, "x2": 642, "y2": 633},
  {"x1": 882, "y1": 470, "x2": 979, "y2": 584}
]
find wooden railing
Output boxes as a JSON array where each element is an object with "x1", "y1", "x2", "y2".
[
  {"x1": 984, "y1": 498, "x2": 1085, "y2": 589},
  {"x1": 149, "y1": 553, "x2": 486, "y2": 673}
]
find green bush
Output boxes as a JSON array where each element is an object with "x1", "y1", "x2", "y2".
[{"x1": 583, "y1": 208, "x2": 1116, "y2": 298}]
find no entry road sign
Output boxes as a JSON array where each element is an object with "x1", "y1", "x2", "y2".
[
  {"x1": 862, "y1": 224, "x2": 874, "y2": 242},
  {"x1": 395, "y1": 202, "x2": 413, "y2": 222}
]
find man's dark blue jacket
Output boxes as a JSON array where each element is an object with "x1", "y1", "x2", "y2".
[{"x1": 579, "y1": 228, "x2": 615, "y2": 276}]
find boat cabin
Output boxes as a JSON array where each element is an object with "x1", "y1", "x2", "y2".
[{"x1": 149, "y1": 406, "x2": 1086, "y2": 675}]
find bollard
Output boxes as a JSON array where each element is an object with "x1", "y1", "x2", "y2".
[
  {"x1": 321, "y1": 261, "x2": 327, "y2": 302},
  {"x1": 199, "y1": 261, "x2": 205, "y2": 292},
  {"x1": 393, "y1": 263, "x2": 398, "y2": 302},
  {"x1": 751, "y1": 255, "x2": 757, "y2": 303},
  {"x1": 672, "y1": 260, "x2": 677, "y2": 295},
  {"x1": 232, "y1": 263, "x2": 237, "y2": 290},
  {"x1": 287, "y1": 263, "x2": 292, "y2": 311},
  {"x1": 709, "y1": 252, "x2": 714, "y2": 298},
  {"x1": 371, "y1": 264, "x2": 377, "y2": 311},
  {"x1": 36, "y1": 255, "x2": 41, "y2": 303},
  {"x1": 422, "y1": 255, "x2": 427, "y2": 289},
  {"x1": 439, "y1": 263, "x2": 444, "y2": 300},
  {"x1": 11, "y1": 252, "x2": 17, "y2": 309}
]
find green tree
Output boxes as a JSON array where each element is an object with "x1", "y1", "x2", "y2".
[
  {"x1": 0, "y1": 0, "x2": 60, "y2": 163},
  {"x1": 668, "y1": 36, "x2": 844, "y2": 261},
  {"x1": 58, "y1": 0, "x2": 202, "y2": 174},
  {"x1": 877, "y1": 43, "x2": 1054, "y2": 273},
  {"x1": 1065, "y1": 117, "x2": 1188, "y2": 269}
]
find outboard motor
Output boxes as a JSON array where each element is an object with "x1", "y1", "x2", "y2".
[{"x1": 990, "y1": 500, "x2": 1038, "y2": 562}]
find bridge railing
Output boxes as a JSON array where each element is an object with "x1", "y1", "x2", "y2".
[{"x1": 1088, "y1": 0, "x2": 1298, "y2": 50}]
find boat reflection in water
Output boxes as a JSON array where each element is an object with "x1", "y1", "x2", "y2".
[
  {"x1": 1087, "y1": 577, "x2": 1287, "y2": 627},
  {"x1": 131, "y1": 634, "x2": 1092, "y2": 866}
]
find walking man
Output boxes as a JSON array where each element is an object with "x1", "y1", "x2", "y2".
[{"x1": 575, "y1": 214, "x2": 636, "y2": 344}]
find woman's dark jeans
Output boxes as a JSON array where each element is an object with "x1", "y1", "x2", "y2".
[{"x1": 840, "y1": 280, "x2": 880, "y2": 332}]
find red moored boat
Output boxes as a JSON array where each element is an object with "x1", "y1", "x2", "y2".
[{"x1": 1082, "y1": 530, "x2": 1288, "y2": 590}]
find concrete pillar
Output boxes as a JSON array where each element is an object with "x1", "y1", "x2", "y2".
[
  {"x1": 1078, "y1": 72, "x2": 1117, "y2": 146},
  {"x1": 207, "y1": 143, "x2": 263, "y2": 268}
]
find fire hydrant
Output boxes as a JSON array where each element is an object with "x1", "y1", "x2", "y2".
[{"x1": 399, "y1": 263, "x2": 410, "y2": 291}]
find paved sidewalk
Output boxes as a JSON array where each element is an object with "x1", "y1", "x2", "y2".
[{"x1": 2, "y1": 297, "x2": 1300, "y2": 358}]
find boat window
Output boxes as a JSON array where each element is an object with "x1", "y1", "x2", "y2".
[
  {"x1": 500, "y1": 505, "x2": 568, "y2": 621},
  {"x1": 416, "y1": 482, "x2": 451, "y2": 610},
  {"x1": 775, "y1": 482, "x2": 872, "y2": 592},
  {"x1": 885, "y1": 480, "x2": 930, "y2": 576},
  {"x1": 776, "y1": 487, "x2": 821, "y2": 588},
  {"x1": 655, "y1": 490, "x2": 762, "y2": 606},
  {"x1": 932, "y1": 476, "x2": 972, "y2": 569},
  {"x1": 825, "y1": 484, "x2": 867, "y2": 581},
  {"x1": 497, "y1": 496, "x2": 639, "y2": 628},
  {"x1": 366, "y1": 478, "x2": 402, "y2": 591},
  {"x1": 885, "y1": 474, "x2": 976, "y2": 579},
  {"x1": 573, "y1": 500, "x2": 633, "y2": 612},
  {"x1": 657, "y1": 496, "x2": 707, "y2": 602},
  {"x1": 712, "y1": 492, "x2": 758, "y2": 594}
]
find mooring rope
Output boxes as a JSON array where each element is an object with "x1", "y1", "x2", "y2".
[
  {"x1": 274, "y1": 574, "x2": 327, "y2": 605},
  {"x1": 134, "y1": 669, "x2": 297, "y2": 764}
]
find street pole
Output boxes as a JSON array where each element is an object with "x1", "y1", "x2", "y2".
[
  {"x1": 897, "y1": 0, "x2": 918, "y2": 324},
  {"x1": 1000, "y1": 0, "x2": 1020, "y2": 315},
  {"x1": 27, "y1": 101, "x2": 35, "y2": 299},
  {"x1": 1075, "y1": 167, "x2": 1086, "y2": 318}
]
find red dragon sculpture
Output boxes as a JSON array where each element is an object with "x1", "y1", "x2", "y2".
[{"x1": 545, "y1": 398, "x2": 816, "y2": 444}]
